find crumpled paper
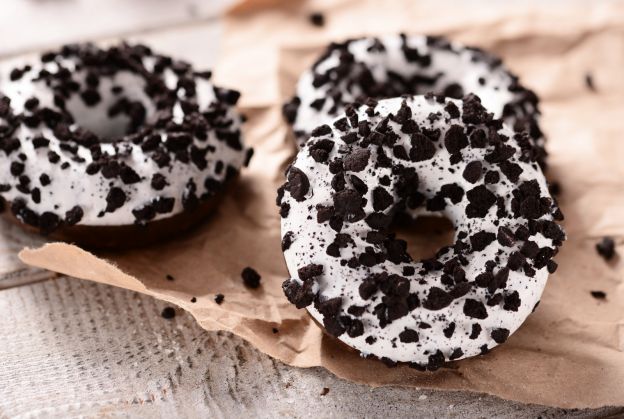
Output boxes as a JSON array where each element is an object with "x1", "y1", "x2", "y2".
[{"x1": 16, "y1": 0, "x2": 624, "y2": 408}]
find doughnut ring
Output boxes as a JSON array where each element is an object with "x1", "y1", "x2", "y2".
[
  {"x1": 283, "y1": 34, "x2": 545, "y2": 168},
  {"x1": 278, "y1": 94, "x2": 564, "y2": 369},
  {"x1": 0, "y1": 43, "x2": 251, "y2": 247}
]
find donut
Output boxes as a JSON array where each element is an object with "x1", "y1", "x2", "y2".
[
  {"x1": 278, "y1": 94, "x2": 564, "y2": 369},
  {"x1": 0, "y1": 43, "x2": 251, "y2": 247},
  {"x1": 283, "y1": 34, "x2": 545, "y2": 168}
]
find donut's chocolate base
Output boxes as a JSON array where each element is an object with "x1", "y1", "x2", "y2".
[
  {"x1": 4, "y1": 191, "x2": 227, "y2": 250},
  {"x1": 309, "y1": 311, "x2": 463, "y2": 372}
]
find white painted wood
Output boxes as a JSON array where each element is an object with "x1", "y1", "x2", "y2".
[
  {"x1": 1, "y1": 277, "x2": 622, "y2": 418},
  {"x1": 0, "y1": 0, "x2": 234, "y2": 58}
]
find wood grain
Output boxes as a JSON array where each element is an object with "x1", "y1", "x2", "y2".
[{"x1": 1, "y1": 277, "x2": 623, "y2": 418}]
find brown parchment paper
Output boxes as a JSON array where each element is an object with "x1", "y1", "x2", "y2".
[{"x1": 16, "y1": 0, "x2": 624, "y2": 409}]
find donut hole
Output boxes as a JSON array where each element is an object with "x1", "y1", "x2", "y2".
[
  {"x1": 63, "y1": 72, "x2": 156, "y2": 141},
  {"x1": 391, "y1": 213, "x2": 455, "y2": 261}
]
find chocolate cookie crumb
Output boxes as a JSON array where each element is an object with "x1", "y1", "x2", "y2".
[
  {"x1": 309, "y1": 12, "x2": 325, "y2": 27},
  {"x1": 214, "y1": 294, "x2": 224, "y2": 304},
  {"x1": 590, "y1": 290, "x2": 606, "y2": 300},
  {"x1": 161, "y1": 307, "x2": 176, "y2": 319},
  {"x1": 548, "y1": 182, "x2": 561, "y2": 196},
  {"x1": 241, "y1": 267, "x2": 261, "y2": 288},
  {"x1": 584, "y1": 72, "x2": 596, "y2": 92},
  {"x1": 320, "y1": 387, "x2": 330, "y2": 396},
  {"x1": 190, "y1": 297, "x2": 197, "y2": 303},
  {"x1": 596, "y1": 237, "x2": 615, "y2": 260},
  {"x1": 166, "y1": 274, "x2": 175, "y2": 281}
]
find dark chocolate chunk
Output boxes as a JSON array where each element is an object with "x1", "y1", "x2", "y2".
[
  {"x1": 462, "y1": 161, "x2": 482, "y2": 183},
  {"x1": 497, "y1": 226, "x2": 516, "y2": 247},
  {"x1": 311, "y1": 124, "x2": 332, "y2": 137},
  {"x1": 444, "y1": 125, "x2": 468, "y2": 155},
  {"x1": 10, "y1": 161, "x2": 24, "y2": 176},
  {"x1": 449, "y1": 348, "x2": 464, "y2": 360},
  {"x1": 398, "y1": 328, "x2": 419, "y2": 343},
  {"x1": 596, "y1": 237, "x2": 616, "y2": 261},
  {"x1": 409, "y1": 133, "x2": 436, "y2": 161},
  {"x1": 372, "y1": 187, "x2": 393, "y2": 211},
  {"x1": 343, "y1": 148, "x2": 370, "y2": 172},
  {"x1": 105, "y1": 187, "x2": 126, "y2": 212},
  {"x1": 503, "y1": 291, "x2": 521, "y2": 311},
  {"x1": 590, "y1": 290, "x2": 606, "y2": 300},
  {"x1": 547, "y1": 260, "x2": 558, "y2": 273},
  {"x1": 465, "y1": 185, "x2": 496, "y2": 218},
  {"x1": 39, "y1": 212, "x2": 60, "y2": 235},
  {"x1": 490, "y1": 328, "x2": 510, "y2": 344},
  {"x1": 520, "y1": 240, "x2": 540, "y2": 258},
  {"x1": 241, "y1": 267, "x2": 261, "y2": 289},
  {"x1": 500, "y1": 161, "x2": 523, "y2": 182},
  {"x1": 215, "y1": 88, "x2": 240, "y2": 105},
  {"x1": 444, "y1": 101, "x2": 460, "y2": 119},
  {"x1": 120, "y1": 166, "x2": 141, "y2": 184},
  {"x1": 463, "y1": 299, "x2": 488, "y2": 319},
  {"x1": 32, "y1": 136, "x2": 50, "y2": 148},
  {"x1": 161, "y1": 307, "x2": 176, "y2": 319},
  {"x1": 469, "y1": 323, "x2": 482, "y2": 339},
  {"x1": 309, "y1": 12, "x2": 325, "y2": 27},
  {"x1": 507, "y1": 251, "x2": 526, "y2": 271},
  {"x1": 484, "y1": 171, "x2": 500, "y2": 184},
  {"x1": 443, "y1": 322, "x2": 456, "y2": 338},
  {"x1": 281, "y1": 231, "x2": 294, "y2": 251},
  {"x1": 470, "y1": 231, "x2": 496, "y2": 252},
  {"x1": 39, "y1": 174, "x2": 51, "y2": 186},
  {"x1": 461, "y1": 94, "x2": 490, "y2": 125},
  {"x1": 333, "y1": 189, "x2": 365, "y2": 222},
  {"x1": 286, "y1": 167, "x2": 310, "y2": 201},
  {"x1": 81, "y1": 89, "x2": 101, "y2": 106},
  {"x1": 422, "y1": 287, "x2": 453, "y2": 310},
  {"x1": 151, "y1": 173, "x2": 167, "y2": 190},
  {"x1": 298, "y1": 263, "x2": 323, "y2": 280},
  {"x1": 65, "y1": 206, "x2": 84, "y2": 225}
]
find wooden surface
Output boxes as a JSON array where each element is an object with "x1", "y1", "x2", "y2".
[
  {"x1": 3, "y1": 278, "x2": 624, "y2": 418},
  {"x1": 0, "y1": 1, "x2": 623, "y2": 417}
]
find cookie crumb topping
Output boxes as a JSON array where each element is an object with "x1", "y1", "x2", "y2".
[
  {"x1": 280, "y1": 95, "x2": 564, "y2": 368},
  {"x1": 284, "y1": 34, "x2": 545, "y2": 169},
  {"x1": 0, "y1": 43, "x2": 250, "y2": 234}
]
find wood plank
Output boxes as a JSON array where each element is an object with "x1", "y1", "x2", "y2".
[
  {"x1": 1, "y1": 277, "x2": 622, "y2": 418},
  {"x1": 0, "y1": 0, "x2": 234, "y2": 58}
]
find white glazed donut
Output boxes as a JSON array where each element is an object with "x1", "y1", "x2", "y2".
[
  {"x1": 278, "y1": 94, "x2": 564, "y2": 369},
  {"x1": 283, "y1": 34, "x2": 545, "y2": 168},
  {"x1": 0, "y1": 43, "x2": 251, "y2": 244}
]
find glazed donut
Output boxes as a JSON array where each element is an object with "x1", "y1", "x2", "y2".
[
  {"x1": 278, "y1": 94, "x2": 564, "y2": 369},
  {"x1": 0, "y1": 43, "x2": 251, "y2": 247},
  {"x1": 283, "y1": 34, "x2": 545, "y2": 168}
]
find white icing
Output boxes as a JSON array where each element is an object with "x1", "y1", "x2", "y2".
[
  {"x1": 0, "y1": 51, "x2": 246, "y2": 226},
  {"x1": 281, "y1": 96, "x2": 562, "y2": 365},
  {"x1": 291, "y1": 34, "x2": 540, "y2": 148}
]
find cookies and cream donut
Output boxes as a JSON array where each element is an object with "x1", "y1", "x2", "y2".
[
  {"x1": 283, "y1": 34, "x2": 545, "y2": 168},
  {"x1": 278, "y1": 94, "x2": 564, "y2": 369},
  {"x1": 0, "y1": 43, "x2": 251, "y2": 247}
]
